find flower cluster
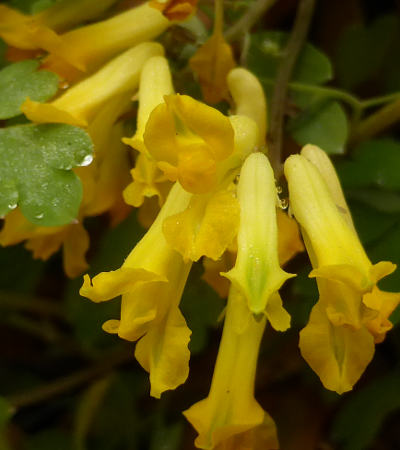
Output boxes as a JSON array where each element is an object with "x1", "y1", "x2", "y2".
[{"x1": 1, "y1": 1, "x2": 399, "y2": 449}]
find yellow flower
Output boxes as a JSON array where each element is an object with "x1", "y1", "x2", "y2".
[
  {"x1": 80, "y1": 182, "x2": 193, "y2": 397},
  {"x1": 143, "y1": 94, "x2": 235, "y2": 194},
  {"x1": 43, "y1": 2, "x2": 170, "y2": 77},
  {"x1": 22, "y1": 42, "x2": 164, "y2": 127},
  {"x1": 227, "y1": 68, "x2": 267, "y2": 148},
  {"x1": 150, "y1": 0, "x2": 198, "y2": 22},
  {"x1": 224, "y1": 152, "x2": 294, "y2": 326},
  {"x1": 189, "y1": 0, "x2": 235, "y2": 104},
  {"x1": 183, "y1": 286, "x2": 279, "y2": 450},
  {"x1": 284, "y1": 145, "x2": 400, "y2": 394},
  {"x1": 161, "y1": 114, "x2": 259, "y2": 262},
  {"x1": 122, "y1": 55, "x2": 174, "y2": 210}
]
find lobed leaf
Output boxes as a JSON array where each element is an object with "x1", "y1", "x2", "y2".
[
  {"x1": 0, "y1": 123, "x2": 93, "y2": 226},
  {"x1": 0, "y1": 60, "x2": 59, "y2": 119}
]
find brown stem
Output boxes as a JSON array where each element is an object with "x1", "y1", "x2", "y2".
[
  {"x1": 267, "y1": 0, "x2": 317, "y2": 177},
  {"x1": 224, "y1": 0, "x2": 277, "y2": 42},
  {"x1": 7, "y1": 347, "x2": 132, "y2": 410}
]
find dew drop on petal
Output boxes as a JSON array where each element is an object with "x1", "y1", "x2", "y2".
[
  {"x1": 8, "y1": 203, "x2": 17, "y2": 210},
  {"x1": 79, "y1": 154, "x2": 93, "y2": 167}
]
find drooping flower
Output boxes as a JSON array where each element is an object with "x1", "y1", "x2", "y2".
[
  {"x1": 284, "y1": 145, "x2": 400, "y2": 394},
  {"x1": 184, "y1": 287, "x2": 279, "y2": 450},
  {"x1": 143, "y1": 93, "x2": 235, "y2": 194},
  {"x1": 21, "y1": 42, "x2": 164, "y2": 127},
  {"x1": 122, "y1": 55, "x2": 174, "y2": 212},
  {"x1": 189, "y1": 0, "x2": 235, "y2": 104},
  {"x1": 227, "y1": 68, "x2": 268, "y2": 148},
  {"x1": 224, "y1": 152, "x2": 294, "y2": 325},
  {"x1": 80, "y1": 182, "x2": 193, "y2": 397},
  {"x1": 42, "y1": 2, "x2": 170, "y2": 79},
  {"x1": 183, "y1": 151, "x2": 293, "y2": 450}
]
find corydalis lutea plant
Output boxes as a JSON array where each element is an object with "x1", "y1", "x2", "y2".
[{"x1": 1, "y1": 1, "x2": 400, "y2": 450}]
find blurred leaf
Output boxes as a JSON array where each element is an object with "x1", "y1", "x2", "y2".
[
  {"x1": 288, "y1": 100, "x2": 348, "y2": 154},
  {"x1": 74, "y1": 376, "x2": 113, "y2": 450},
  {"x1": 0, "y1": 40, "x2": 6, "y2": 69},
  {"x1": 336, "y1": 15, "x2": 400, "y2": 90},
  {"x1": 248, "y1": 31, "x2": 332, "y2": 85},
  {"x1": 149, "y1": 421, "x2": 183, "y2": 450},
  {"x1": 288, "y1": 267, "x2": 317, "y2": 328},
  {"x1": 180, "y1": 265, "x2": 225, "y2": 354},
  {"x1": 331, "y1": 370, "x2": 400, "y2": 450},
  {"x1": 6, "y1": 0, "x2": 58, "y2": 14},
  {"x1": 348, "y1": 200, "x2": 398, "y2": 246},
  {"x1": 338, "y1": 140, "x2": 400, "y2": 190},
  {"x1": 0, "y1": 398, "x2": 13, "y2": 427},
  {"x1": 65, "y1": 213, "x2": 143, "y2": 353},
  {"x1": 0, "y1": 244, "x2": 44, "y2": 292},
  {"x1": 0, "y1": 60, "x2": 59, "y2": 119},
  {"x1": 26, "y1": 430, "x2": 72, "y2": 450},
  {"x1": 0, "y1": 123, "x2": 92, "y2": 226},
  {"x1": 90, "y1": 372, "x2": 144, "y2": 450},
  {"x1": 345, "y1": 189, "x2": 400, "y2": 214}
]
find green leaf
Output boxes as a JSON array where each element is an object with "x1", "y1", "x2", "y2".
[
  {"x1": 336, "y1": 15, "x2": 400, "y2": 90},
  {"x1": 248, "y1": 31, "x2": 332, "y2": 85},
  {"x1": 26, "y1": 430, "x2": 72, "y2": 450},
  {"x1": 0, "y1": 60, "x2": 59, "y2": 119},
  {"x1": 337, "y1": 139, "x2": 400, "y2": 190},
  {"x1": 0, "y1": 398, "x2": 13, "y2": 428},
  {"x1": 0, "y1": 123, "x2": 93, "y2": 226},
  {"x1": 331, "y1": 370, "x2": 400, "y2": 450},
  {"x1": 287, "y1": 100, "x2": 348, "y2": 154}
]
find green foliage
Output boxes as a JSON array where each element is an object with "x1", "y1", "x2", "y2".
[
  {"x1": 180, "y1": 264, "x2": 225, "y2": 354},
  {"x1": 336, "y1": 15, "x2": 400, "y2": 92},
  {"x1": 0, "y1": 123, "x2": 93, "y2": 226},
  {"x1": 338, "y1": 140, "x2": 400, "y2": 190},
  {"x1": 26, "y1": 430, "x2": 72, "y2": 450},
  {"x1": 0, "y1": 60, "x2": 59, "y2": 119},
  {"x1": 248, "y1": 31, "x2": 332, "y2": 85},
  {"x1": 288, "y1": 100, "x2": 348, "y2": 154},
  {"x1": 331, "y1": 370, "x2": 400, "y2": 450},
  {"x1": 65, "y1": 213, "x2": 143, "y2": 353},
  {"x1": 248, "y1": 31, "x2": 348, "y2": 154}
]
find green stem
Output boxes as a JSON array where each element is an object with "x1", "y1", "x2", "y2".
[
  {"x1": 351, "y1": 98, "x2": 400, "y2": 145},
  {"x1": 267, "y1": 0, "x2": 316, "y2": 176},
  {"x1": 224, "y1": 0, "x2": 277, "y2": 42}
]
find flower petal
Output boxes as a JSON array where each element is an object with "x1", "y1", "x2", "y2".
[
  {"x1": 299, "y1": 301, "x2": 375, "y2": 394},
  {"x1": 163, "y1": 187, "x2": 240, "y2": 262}
]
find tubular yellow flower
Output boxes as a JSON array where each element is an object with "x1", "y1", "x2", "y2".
[
  {"x1": 161, "y1": 114, "x2": 259, "y2": 262},
  {"x1": 123, "y1": 55, "x2": 175, "y2": 154},
  {"x1": 0, "y1": 0, "x2": 117, "y2": 48},
  {"x1": 189, "y1": 0, "x2": 235, "y2": 104},
  {"x1": 144, "y1": 94, "x2": 235, "y2": 194},
  {"x1": 227, "y1": 68, "x2": 267, "y2": 148},
  {"x1": 43, "y1": 2, "x2": 170, "y2": 75},
  {"x1": 183, "y1": 286, "x2": 279, "y2": 450},
  {"x1": 224, "y1": 152, "x2": 294, "y2": 327},
  {"x1": 21, "y1": 42, "x2": 164, "y2": 127},
  {"x1": 284, "y1": 149, "x2": 400, "y2": 394},
  {"x1": 122, "y1": 55, "x2": 174, "y2": 210},
  {"x1": 80, "y1": 182, "x2": 193, "y2": 397}
]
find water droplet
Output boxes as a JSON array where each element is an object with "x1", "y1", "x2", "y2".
[
  {"x1": 35, "y1": 213, "x2": 44, "y2": 219},
  {"x1": 279, "y1": 198, "x2": 289, "y2": 210},
  {"x1": 79, "y1": 154, "x2": 93, "y2": 167},
  {"x1": 276, "y1": 185, "x2": 282, "y2": 194},
  {"x1": 8, "y1": 203, "x2": 17, "y2": 210}
]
